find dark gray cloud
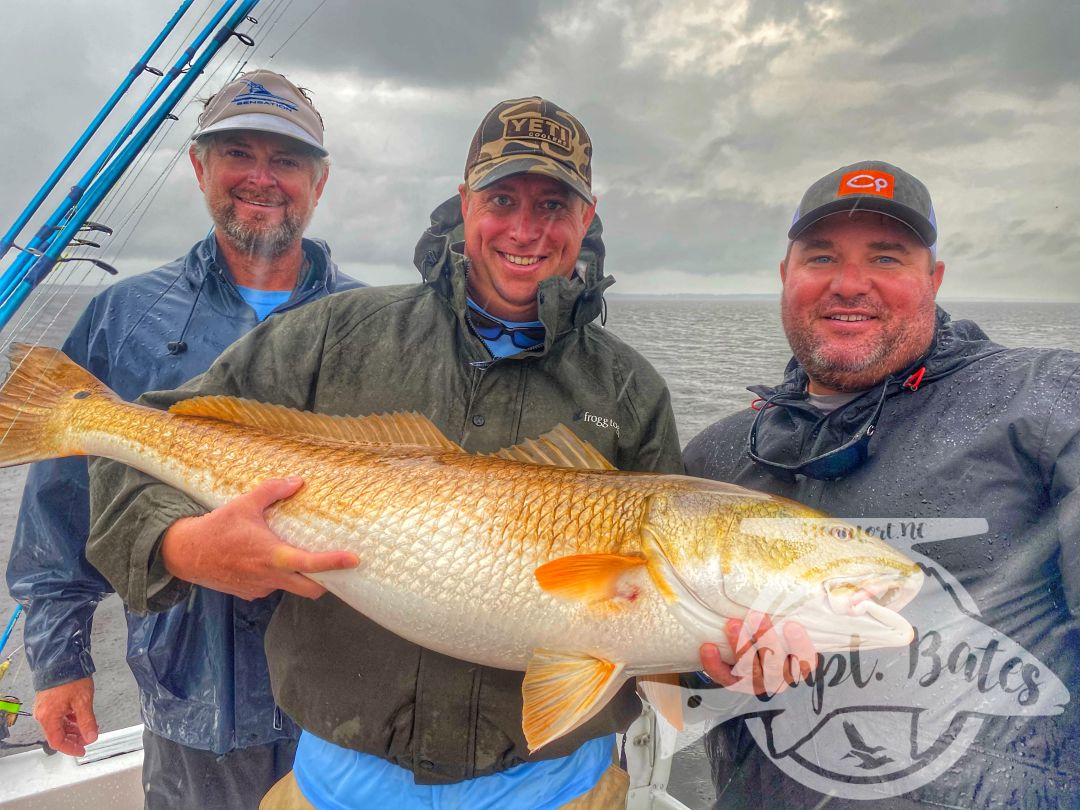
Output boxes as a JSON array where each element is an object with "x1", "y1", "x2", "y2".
[
  {"x1": 1, "y1": 0, "x2": 1076, "y2": 302},
  {"x1": 878, "y1": 0, "x2": 1080, "y2": 96},
  {"x1": 278, "y1": 0, "x2": 576, "y2": 87}
]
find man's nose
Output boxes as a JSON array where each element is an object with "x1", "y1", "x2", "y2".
[
  {"x1": 508, "y1": 207, "x2": 542, "y2": 243},
  {"x1": 245, "y1": 159, "x2": 278, "y2": 187},
  {"x1": 830, "y1": 261, "x2": 872, "y2": 296}
]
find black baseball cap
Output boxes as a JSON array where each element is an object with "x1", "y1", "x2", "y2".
[{"x1": 788, "y1": 160, "x2": 937, "y2": 247}]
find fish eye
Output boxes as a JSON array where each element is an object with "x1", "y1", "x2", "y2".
[{"x1": 73, "y1": 391, "x2": 91, "y2": 399}]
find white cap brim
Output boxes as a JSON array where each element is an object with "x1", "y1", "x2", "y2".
[{"x1": 194, "y1": 112, "x2": 328, "y2": 156}]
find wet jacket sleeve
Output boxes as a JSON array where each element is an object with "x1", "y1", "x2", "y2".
[
  {"x1": 86, "y1": 300, "x2": 333, "y2": 614},
  {"x1": 5, "y1": 311, "x2": 113, "y2": 691},
  {"x1": 1048, "y1": 363, "x2": 1080, "y2": 618}
]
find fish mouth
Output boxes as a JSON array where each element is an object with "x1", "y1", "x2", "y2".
[
  {"x1": 824, "y1": 570, "x2": 923, "y2": 616},
  {"x1": 806, "y1": 569, "x2": 925, "y2": 649}
]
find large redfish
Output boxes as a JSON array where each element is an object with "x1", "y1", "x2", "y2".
[{"x1": 0, "y1": 345, "x2": 923, "y2": 751}]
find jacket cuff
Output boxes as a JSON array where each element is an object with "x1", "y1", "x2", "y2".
[
  {"x1": 32, "y1": 654, "x2": 96, "y2": 692},
  {"x1": 126, "y1": 496, "x2": 202, "y2": 614}
]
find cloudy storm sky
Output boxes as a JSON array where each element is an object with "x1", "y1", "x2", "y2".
[{"x1": 1, "y1": 0, "x2": 1077, "y2": 302}]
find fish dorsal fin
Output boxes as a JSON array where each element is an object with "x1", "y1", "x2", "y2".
[
  {"x1": 169, "y1": 397, "x2": 461, "y2": 451},
  {"x1": 522, "y1": 649, "x2": 627, "y2": 752},
  {"x1": 490, "y1": 424, "x2": 616, "y2": 470}
]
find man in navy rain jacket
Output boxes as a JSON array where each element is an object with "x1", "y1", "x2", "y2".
[
  {"x1": 6, "y1": 70, "x2": 360, "y2": 809},
  {"x1": 684, "y1": 161, "x2": 1079, "y2": 809}
]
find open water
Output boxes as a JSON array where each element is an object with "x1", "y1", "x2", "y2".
[{"x1": 0, "y1": 289, "x2": 1077, "y2": 808}]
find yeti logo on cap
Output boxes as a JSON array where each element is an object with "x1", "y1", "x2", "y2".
[
  {"x1": 232, "y1": 80, "x2": 299, "y2": 113},
  {"x1": 503, "y1": 116, "x2": 572, "y2": 150},
  {"x1": 839, "y1": 169, "x2": 895, "y2": 198}
]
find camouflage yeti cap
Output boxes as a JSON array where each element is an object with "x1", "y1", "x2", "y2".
[
  {"x1": 464, "y1": 97, "x2": 593, "y2": 203},
  {"x1": 194, "y1": 70, "x2": 327, "y2": 156}
]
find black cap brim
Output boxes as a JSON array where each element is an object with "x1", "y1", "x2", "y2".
[{"x1": 789, "y1": 197, "x2": 936, "y2": 246}]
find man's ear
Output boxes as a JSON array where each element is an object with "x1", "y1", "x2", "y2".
[
  {"x1": 580, "y1": 195, "x2": 597, "y2": 231},
  {"x1": 930, "y1": 259, "x2": 945, "y2": 295},
  {"x1": 189, "y1": 145, "x2": 207, "y2": 192},
  {"x1": 312, "y1": 165, "x2": 330, "y2": 203},
  {"x1": 459, "y1": 183, "x2": 469, "y2": 220}
]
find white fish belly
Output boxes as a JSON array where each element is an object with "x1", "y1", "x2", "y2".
[{"x1": 280, "y1": 511, "x2": 706, "y2": 672}]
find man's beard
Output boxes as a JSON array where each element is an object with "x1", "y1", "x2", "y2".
[
  {"x1": 211, "y1": 197, "x2": 308, "y2": 259},
  {"x1": 782, "y1": 295, "x2": 936, "y2": 392}
]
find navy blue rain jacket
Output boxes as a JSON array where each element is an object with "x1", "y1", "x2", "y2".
[{"x1": 6, "y1": 235, "x2": 361, "y2": 753}]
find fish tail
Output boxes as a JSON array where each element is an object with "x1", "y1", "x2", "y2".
[{"x1": 0, "y1": 343, "x2": 115, "y2": 467}]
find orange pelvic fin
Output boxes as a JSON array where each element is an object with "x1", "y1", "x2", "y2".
[
  {"x1": 534, "y1": 553, "x2": 648, "y2": 605},
  {"x1": 522, "y1": 649, "x2": 626, "y2": 752},
  {"x1": 637, "y1": 673, "x2": 685, "y2": 732},
  {"x1": 169, "y1": 399, "x2": 461, "y2": 451},
  {"x1": 490, "y1": 424, "x2": 616, "y2": 470}
]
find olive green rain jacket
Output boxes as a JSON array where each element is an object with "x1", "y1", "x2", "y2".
[{"x1": 88, "y1": 196, "x2": 683, "y2": 783}]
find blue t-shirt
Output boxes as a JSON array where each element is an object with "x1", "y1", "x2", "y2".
[
  {"x1": 236, "y1": 285, "x2": 291, "y2": 321},
  {"x1": 293, "y1": 730, "x2": 613, "y2": 810}
]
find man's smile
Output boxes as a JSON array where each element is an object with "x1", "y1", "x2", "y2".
[{"x1": 498, "y1": 250, "x2": 545, "y2": 267}]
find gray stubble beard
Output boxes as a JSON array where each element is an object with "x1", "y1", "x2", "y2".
[
  {"x1": 211, "y1": 199, "x2": 310, "y2": 259},
  {"x1": 783, "y1": 296, "x2": 937, "y2": 392}
]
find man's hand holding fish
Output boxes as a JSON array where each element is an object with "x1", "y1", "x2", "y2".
[{"x1": 161, "y1": 476, "x2": 359, "y2": 602}]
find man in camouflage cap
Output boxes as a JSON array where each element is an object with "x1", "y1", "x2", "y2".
[{"x1": 93, "y1": 97, "x2": 692, "y2": 808}]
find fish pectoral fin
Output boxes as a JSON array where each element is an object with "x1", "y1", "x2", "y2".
[
  {"x1": 168, "y1": 400, "x2": 462, "y2": 451},
  {"x1": 534, "y1": 553, "x2": 648, "y2": 605},
  {"x1": 522, "y1": 650, "x2": 627, "y2": 753},
  {"x1": 489, "y1": 424, "x2": 616, "y2": 470},
  {"x1": 640, "y1": 524, "x2": 731, "y2": 638},
  {"x1": 637, "y1": 674, "x2": 685, "y2": 732}
]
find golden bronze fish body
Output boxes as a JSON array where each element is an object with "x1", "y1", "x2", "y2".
[{"x1": 0, "y1": 345, "x2": 924, "y2": 751}]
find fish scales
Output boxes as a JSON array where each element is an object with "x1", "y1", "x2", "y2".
[
  {"x1": 0, "y1": 345, "x2": 926, "y2": 751},
  {"x1": 74, "y1": 391, "x2": 691, "y2": 665}
]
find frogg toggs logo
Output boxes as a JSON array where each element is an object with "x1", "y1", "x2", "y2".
[{"x1": 576, "y1": 410, "x2": 620, "y2": 437}]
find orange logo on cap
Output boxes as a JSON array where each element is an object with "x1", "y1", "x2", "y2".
[{"x1": 838, "y1": 170, "x2": 895, "y2": 198}]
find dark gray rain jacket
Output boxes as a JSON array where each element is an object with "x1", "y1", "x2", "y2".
[
  {"x1": 683, "y1": 309, "x2": 1080, "y2": 809},
  {"x1": 87, "y1": 197, "x2": 683, "y2": 783},
  {"x1": 6, "y1": 235, "x2": 360, "y2": 754}
]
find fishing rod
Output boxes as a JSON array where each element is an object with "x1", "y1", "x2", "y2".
[
  {"x1": 0, "y1": 0, "x2": 261, "y2": 329},
  {"x1": 0, "y1": 1, "x2": 196, "y2": 264},
  {"x1": 0, "y1": 606, "x2": 20, "y2": 656}
]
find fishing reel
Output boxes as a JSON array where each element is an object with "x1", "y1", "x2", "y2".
[{"x1": 0, "y1": 694, "x2": 21, "y2": 743}]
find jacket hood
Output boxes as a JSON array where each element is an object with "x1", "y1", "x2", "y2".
[
  {"x1": 760, "y1": 306, "x2": 1008, "y2": 400},
  {"x1": 412, "y1": 195, "x2": 613, "y2": 346}
]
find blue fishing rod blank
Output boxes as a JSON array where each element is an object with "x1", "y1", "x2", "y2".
[
  {"x1": 0, "y1": 0, "x2": 256, "y2": 322},
  {"x1": 0, "y1": 605, "x2": 21, "y2": 656},
  {"x1": 0, "y1": 0, "x2": 261, "y2": 330},
  {"x1": 0, "y1": 0, "x2": 244, "y2": 308},
  {"x1": 0, "y1": 1, "x2": 195, "y2": 263}
]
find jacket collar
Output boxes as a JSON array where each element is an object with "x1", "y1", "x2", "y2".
[
  {"x1": 412, "y1": 196, "x2": 614, "y2": 354},
  {"x1": 190, "y1": 234, "x2": 341, "y2": 295},
  {"x1": 187, "y1": 234, "x2": 343, "y2": 304}
]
